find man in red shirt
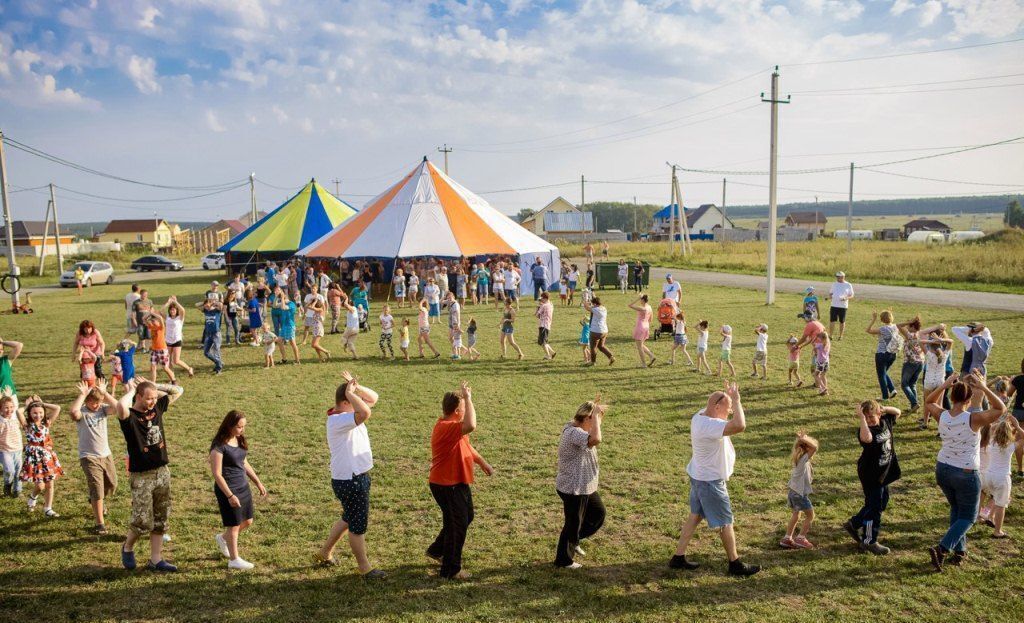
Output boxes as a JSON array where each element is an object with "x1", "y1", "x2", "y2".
[
  {"x1": 795, "y1": 312, "x2": 826, "y2": 371},
  {"x1": 427, "y1": 381, "x2": 493, "y2": 579}
]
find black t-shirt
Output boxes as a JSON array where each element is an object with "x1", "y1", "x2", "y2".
[
  {"x1": 1012, "y1": 375, "x2": 1024, "y2": 411},
  {"x1": 120, "y1": 395, "x2": 171, "y2": 473},
  {"x1": 857, "y1": 413, "x2": 901, "y2": 486}
]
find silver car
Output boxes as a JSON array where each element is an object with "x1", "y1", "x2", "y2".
[{"x1": 59, "y1": 261, "x2": 115, "y2": 287}]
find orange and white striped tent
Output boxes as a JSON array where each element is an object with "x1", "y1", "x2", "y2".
[{"x1": 297, "y1": 158, "x2": 560, "y2": 290}]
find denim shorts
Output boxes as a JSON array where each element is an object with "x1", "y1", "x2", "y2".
[
  {"x1": 787, "y1": 489, "x2": 813, "y2": 511},
  {"x1": 331, "y1": 472, "x2": 371, "y2": 535},
  {"x1": 673, "y1": 334, "x2": 688, "y2": 346},
  {"x1": 689, "y1": 478, "x2": 733, "y2": 529}
]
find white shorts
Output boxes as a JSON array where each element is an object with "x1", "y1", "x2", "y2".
[
  {"x1": 400, "y1": 340, "x2": 410, "y2": 350},
  {"x1": 981, "y1": 472, "x2": 1012, "y2": 507}
]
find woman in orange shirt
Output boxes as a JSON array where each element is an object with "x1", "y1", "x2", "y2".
[{"x1": 427, "y1": 381, "x2": 493, "y2": 580}]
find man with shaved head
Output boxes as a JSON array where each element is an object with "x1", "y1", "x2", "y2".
[{"x1": 669, "y1": 381, "x2": 760, "y2": 576}]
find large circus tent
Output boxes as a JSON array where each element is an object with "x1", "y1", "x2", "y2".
[
  {"x1": 296, "y1": 158, "x2": 560, "y2": 294},
  {"x1": 219, "y1": 178, "x2": 357, "y2": 268}
]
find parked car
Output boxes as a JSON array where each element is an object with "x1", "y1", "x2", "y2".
[
  {"x1": 202, "y1": 252, "x2": 226, "y2": 270},
  {"x1": 59, "y1": 261, "x2": 115, "y2": 287},
  {"x1": 130, "y1": 255, "x2": 184, "y2": 272}
]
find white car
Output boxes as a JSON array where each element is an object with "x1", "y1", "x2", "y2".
[
  {"x1": 202, "y1": 253, "x2": 226, "y2": 270},
  {"x1": 59, "y1": 261, "x2": 115, "y2": 287}
]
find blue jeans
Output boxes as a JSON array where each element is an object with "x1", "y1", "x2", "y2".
[
  {"x1": 935, "y1": 461, "x2": 980, "y2": 553},
  {"x1": 849, "y1": 483, "x2": 889, "y2": 544},
  {"x1": 900, "y1": 362, "x2": 923, "y2": 408},
  {"x1": 875, "y1": 352, "x2": 896, "y2": 399},
  {"x1": 202, "y1": 331, "x2": 223, "y2": 372},
  {"x1": 227, "y1": 315, "x2": 240, "y2": 343},
  {"x1": 1, "y1": 450, "x2": 23, "y2": 494},
  {"x1": 533, "y1": 279, "x2": 547, "y2": 300}
]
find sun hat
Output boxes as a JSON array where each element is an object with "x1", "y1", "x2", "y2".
[
  {"x1": 835, "y1": 271, "x2": 845, "y2": 278},
  {"x1": 211, "y1": 280, "x2": 220, "y2": 286},
  {"x1": 722, "y1": 324, "x2": 732, "y2": 333},
  {"x1": 759, "y1": 323, "x2": 768, "y2": 331}
]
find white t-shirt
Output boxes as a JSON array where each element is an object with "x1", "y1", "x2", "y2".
[
  {"x1": 503, "y1": 269, "x2": 515, "y2": 290},
  {"x1": 721, "y1": 334, "x2": 732, "y2": 351},
  {"x1": 984, "y1": 441, "x2": 1015, "y2": 477},
  {"x1": 346, "y1": 309, "x2": 360, "y2": 331},
  {"x1": 424, "y1": 284, "x2": 441, "y2": 304},
  {"x1": 227, "y1": 280, "x2": 245, "y2": 299},
  {"x1": 829, "y1": 281, "x2": 854, "y2": 309},
  {"x1": 379, "y1": 314, "x2": 394, "y2": 334},
  {"x1": 276, "y1": 269, "x2": 289, "y2": 288},
  {"x1": 318, "y1": 274, "x2": 331, "y2": 291},
  {"x1": 589, "y1": 306, "x2": 608, "y2": 334},
  {"x1": 924, "y1": 349, "x2": 949, "y2": 388},
  {"x1": 448, "y1": 301, "x2": 461, "y2": 328},
  {"x1": 673, "y1": 319, "x2": 686, "y2": 335},
  {"x1": 165, "y1": 316, "x2": 184, "y2": 344},
  {"x1": 125, "y1": 292, "x2": 140, "y2": 319},
  {"x1": 697, "y1": 329, "x2": 709, "y2": 349},
  {"x1": 662, "y1": 281, "x2": 681, "y2": 301},
  {"x1": 687, "y1": 410, "x2": 735, "y2": 482},
  {"x1": 408, "y1": 274, "x2": 419, "y2": 290},
  {"x1": 755, "y1": 332, "x2": 768, "y2": 352},
  {"x1": 326, "y1": 410, "x2": 373, "y2": 480},
  {"x1": 303, "y1": 293, "x2": 325, "y2": 318},
  {"x1": 617, "y1": 264, "x2": 628, "y2": 278}
]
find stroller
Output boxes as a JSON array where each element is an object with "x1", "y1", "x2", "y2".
[
  {"x1": 653, "y1": 297, "x2": 677, "y2": 340},
  {"x1": 358, "y1": 305, "x2": 370, "y2": 333}
]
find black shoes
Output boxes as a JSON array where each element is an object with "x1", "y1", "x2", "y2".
[
  {"x1": 727, "y1": 559, "x2": 761, "y2": 577},
  {"x1": 668, "y1": 555, "x2": 699, "y2": 570}
]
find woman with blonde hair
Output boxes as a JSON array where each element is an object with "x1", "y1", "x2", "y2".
[
  {"x1": 866, "y1": 310, "x2": 902, "y2": 401},
  {"x1": 554, "y1": 396, "x2": 605, "y2": 568}
]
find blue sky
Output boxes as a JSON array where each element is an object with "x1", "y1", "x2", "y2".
[{"x1": 1, "y1": 0, "x2": 1022, "y2": 222}]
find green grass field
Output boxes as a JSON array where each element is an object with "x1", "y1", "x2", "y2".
[
  {"x1": 1, "y1": 274, "x2": 1023, "y2": 622},
  {"x1": 559, "y1": 231, "x2": 1024, "y2": 294}
]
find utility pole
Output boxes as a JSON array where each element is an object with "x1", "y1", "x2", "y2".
[
  {"x1": 760, "y1": 66, "x2": 790, "y2": 306},
  {"x1": 37, "y1": 200, "x2": 52, "y2": 276},
  {"x1": 437, "y1": 144, "x2": 453, "y2": 175},
  {"x1": 668, "y1": 166, "x2": 677, "y2": 254},
  {"x1": 0, "y1": 130, "x2": 20, "y2": 308},
  {"x1": 49, "y1": 183, "x2": 63, "y2": 272},
  {"x1": 721, "y1": 177, "x2": 727, "y2": 245},
  {"x1": 580, "y1": 174, "x2": 588, "y2": 241},
  {"x1": 847, "y1": 162, "x2": 854, "y2": 261},
  {"x1": 249, "y1": 172, "x2": 257, "y2": 225},
  {"x1": 633, "y1": 196, "x2": 637, "y2": 237},
  {"x1": 331, "y1": 178, "x2": 341, "y2": 199},
  {"x1": 671, "y1": 168, "x2": 692, "y2": 255}
]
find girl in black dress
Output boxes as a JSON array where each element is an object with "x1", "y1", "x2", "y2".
[{"x1": 210, "y1": 410, "x2": 267, "y2": 570}]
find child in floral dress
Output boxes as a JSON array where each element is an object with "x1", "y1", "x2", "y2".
[{"x1": 19, "y1": 395, "x2": 63, "y2": 517}]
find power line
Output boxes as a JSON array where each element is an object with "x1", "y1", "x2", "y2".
[
  {"x1": 791, "y1": 72, "x2": 1024, "y2": 94},
  {"x1": 783, "y1": 36, "x2": 1024, "y2": 67},
  {"x1": 2, "y1": 136, "x2": 247, "y2": 190},
  {"x1": 798, "y1": 83, "x2": 1024, "y2": 97},
  {"x1": 10, "y1": 185, "x2": 250, "y2": 213},
  {"x1": 857, "y1": 168, "x2": 1024, "y2": 187},
  {"x1": 55, "y1": 182, "x2": 249, "y2": 203},
  {"x1": 457, "y1": 68, "x2": 769, "y2": 149},
  {"x1": 678, "y1": 135, "x2": 1024, "y2": 176}
]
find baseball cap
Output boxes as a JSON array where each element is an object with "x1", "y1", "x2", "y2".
[
  {"x1": 665, "y1": 273, "x2": 672, "y2": 279},
  {"x1": 835, "y1": 271, "x2": 845, "y2": 278},
  {"x1": 805, "y1": 286, "x2": 814, "y2": 293},
  {"x1": 759, "y1": 323, "x2": 768, "y2": 331},
  {"x1": 211, "y1": 280, "x2": 220, "y2": 286},
  {"x1": 722, "y1": 324, "x2": 732, "y2": 333}
]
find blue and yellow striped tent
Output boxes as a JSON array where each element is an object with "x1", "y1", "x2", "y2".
[{"x1": 219, "y1": 179, "x2": 356, "y2": 254}]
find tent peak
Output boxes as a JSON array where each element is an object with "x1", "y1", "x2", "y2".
[
  {"x1": 310, "y1": 177, "x2": 316, "y2": 183},
  {"x1": 422, "y1": 155, "x2": 428, "y2": 162}
]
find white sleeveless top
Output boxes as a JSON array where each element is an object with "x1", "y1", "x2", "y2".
[
  {"x1": 165, "y1": 316, "x2": 184, "y2": 344},
  {"x1": 985, "y1": 441, "x2": 1015, "y2": 477},
  {"x1": 936, "y1": 409, "x2": 980, "y2": 470}
]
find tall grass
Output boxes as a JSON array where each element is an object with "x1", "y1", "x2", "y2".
[{"x1": 558, "y1": 230, "x2": 1024, "y2": 293}]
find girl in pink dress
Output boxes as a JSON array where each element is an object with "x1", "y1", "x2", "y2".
[{"x1": 628, "y1": 294, "x2": 656, "y2": 368}]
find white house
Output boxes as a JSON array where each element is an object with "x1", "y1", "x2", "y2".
[
  {"x1": 520, "y1": 196, "x2": 592, "y2": 236},
  {"x1": 652, "y1": 204, "x2": 734, "y2": 237}
]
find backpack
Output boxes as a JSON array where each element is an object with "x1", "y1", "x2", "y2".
[{"x1": 657, "y1": 299, "x2": 676, "y2": 325}]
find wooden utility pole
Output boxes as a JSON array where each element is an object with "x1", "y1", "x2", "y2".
[
  {"x1": 761, "y1": 67, "x2": 790, "y2": 305},
  {"x1": 0, "y1": 130, "x2": 21, "y2": 308},
  {"x1": 37, "y1": 200, "x2": 52, "y2": 276},
  {"x1": 668, "y1": 166, "x2": 676, "y2": 254},
  {"x1": 847, "y1": 162, "x2": 854, "y2": 262},
  {"x1": 671, "y1": 168, "x2": 692, "y2": 255},
  {"x1": 331, "y1": 178, "x2": 341, "y2": 198},
  {"x1": 437, "y1": 144, "x2": 453, "y2": 174},
  {"x1": 721, "y1": 177, "x2": 727, "y2": 245},
  {"x1": 49, "y1": 183, "x2": 64, "y2": 272},
  {"x1": 580, "y1": 174, "x2": 588, "y2": 241}
]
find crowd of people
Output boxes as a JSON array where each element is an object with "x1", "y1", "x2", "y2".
[{"x1": 0, "y1": 256, "x2": 1022, "y2": 581}]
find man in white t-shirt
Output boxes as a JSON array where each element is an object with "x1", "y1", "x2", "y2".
[
  {"x1": 828, "y1": 271, "x2": 855, "y2": 341},
  {"x1": 669, "y1": 382, "x2": 760, "y2": 576},
  {"x1": 124, "y1": 285, "x2": 141, "y2": 338},
  {"x1": 316, "y1": 373, "x2": 386, "y2": 579},
  {"x1": 424, "y1": 279, "x2": 441, "y2": 324},
  {"x1": 662, "y1": 274, "x2": 682, "y2": 305}
]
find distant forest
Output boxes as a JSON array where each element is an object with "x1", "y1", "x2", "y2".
[{"x1": 554, "y1": 194, "x2": 1023, "y2": 233}]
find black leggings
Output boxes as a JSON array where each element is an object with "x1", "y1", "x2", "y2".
[
  {"x1": 379, "y1": 333, "x2": 394, "y2": 357},
  {"x1": 555, "y1": 490, "x2": 605, "y2": 566}
]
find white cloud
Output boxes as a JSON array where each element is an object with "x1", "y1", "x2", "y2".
[
  {"x1": 271, "y1": 105, "x2": 288, "y2": 123},
  {"x1": 205, "y1": 109, "x2": 227, "y2": 132},
  {"x1": 126, "y1": 54, "x2": 161, "y2": 93},
  {"x1": 0, "y1": 36, "x2": 99, "y2": 109},
  {"x1": 890, "y1": 0, "x2": 915, "y2": 16},
  {"x1": 944, "y1": 0, "x2": 1024, "y2": 38},
  {"x1": 138, "y1": 5, "x2": 162, "y2": 29},
  {"x1": 918, "y1": 0, "x2": 942, "y2": 26}
]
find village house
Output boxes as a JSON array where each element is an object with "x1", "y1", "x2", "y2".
[{"x1": 784, "y1": 211, "x2": 828, "y2": 235}]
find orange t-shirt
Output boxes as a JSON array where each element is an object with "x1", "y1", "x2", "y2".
[
  {"x1": 429, "y1": 417, "x2": 476, "y2": 485},
  {"x1": 148, "y1": 321, "x2": 167, "y2": 350}
]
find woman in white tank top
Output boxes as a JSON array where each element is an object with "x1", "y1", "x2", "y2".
[
  {"x1": 923, "y1": 373, "x2": 1005, "y2": 571},
  {"x1": 162, "y1": 296, "x2": 194, "y2": 379}
]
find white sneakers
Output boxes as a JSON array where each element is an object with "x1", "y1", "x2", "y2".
[
  {"x1": 566, "y1": 562, "x2": 583, "y2": 569},
  {"x1": 228, "y1": 557, "x2": 254, "y2": 570},
  {"x1": 215, "y1": 533, "x2": 230, "y2": 558}
]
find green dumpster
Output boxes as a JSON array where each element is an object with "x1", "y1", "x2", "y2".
[{"x1": 595, "y1": 262, "x2": 649, "y2": 290}]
